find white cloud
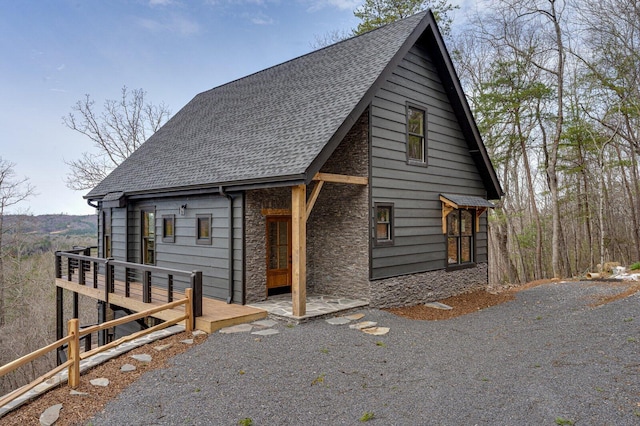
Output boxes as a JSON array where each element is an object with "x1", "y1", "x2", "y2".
[
  {"x1": 136, "y1": 15, "x2": 200, "y2": 35},
  {"x1": 56, "y1": 64, "x2": 65, "y2": 71},
  {"x1": 148, "y1": 0, "x2": 178, "y2": 6},
  {"x1": 308, "y1": 0, "x2": 361, "y2": 11},
  {"x1": 251, "y1": 13, "x2": 275, "y2": 25}
]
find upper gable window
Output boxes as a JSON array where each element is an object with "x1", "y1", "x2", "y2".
[{"x1": 407, "y1": 105, "x2": 426, "y2": 164}]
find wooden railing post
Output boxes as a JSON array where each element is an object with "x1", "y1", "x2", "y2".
[
  {"x1": 67, "y1": 319, "x2": 80, "y2": 389},
  {"x1": 56, "y1": 287, "x2": 64, "y2": 365},
  {"x1": 55, "y1": 252, "x2": 61, "y2": 278},
  {"x1": 93, "y1": 261, "x2": 98, "y2": 288},
  {"x1": 191, "y1": 271, "x2": 202, "y2": 317},
  {"x1": 67, "y1": 256, "x2": 73, "y2": 282},
  {"x1": 143, "y1": 271, "x2": 152, "y2": 303},
  {"x1": 79, "y1": 259, "x2": 85, "y2": 285},
  {"x1": 125, "y1": 267, "x2": 131, "y2": 297},
  {"x1": 184, "y1": 288, "x2": 193, "y2": 332},
  {"x1": 104, "y1": 259, "x2": 112, "y2": 303}
]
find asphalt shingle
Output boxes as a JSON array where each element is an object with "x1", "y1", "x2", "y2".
[{"x1": 86, "y1": 12, "x2": 429, "y2": 200}]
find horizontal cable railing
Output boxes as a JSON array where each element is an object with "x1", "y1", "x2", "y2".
[{"x1": 54, "y1": 249, "x2": 202, "y2": 318}]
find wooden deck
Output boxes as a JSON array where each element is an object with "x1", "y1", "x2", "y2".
[{"x1": 56, "y1": 277, "x2": 267, "y2": 333}]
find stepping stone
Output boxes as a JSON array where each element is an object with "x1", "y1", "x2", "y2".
[
  {"x1": 252, "y1": 319, "x2": 278, "y2": 328},
  {"x1": 326, "y1": 317, "x2": 352, "y2": 325},
  {"x1": 343, "y1": 313, "x2": 365, "y2": 321},
  {"x1": 350, "y1": 321, "x2": 377, "y2": 330},
  {"x1": 180, "y1": 338, "x2": 194, "y2": 345},
  {"x1": 192, "y1": 330, "x2": 207, "y2": 336},
  {"x1": 362, "y1": 327, "x2": 390, "y2": 336},
  {"x1": 251, "y1": 328, "x2": 280, "y2": 336},
  {"x1": 40, "y1": 403, "x2": 62, "y2": 426},
  {"x1": 70, "y1": 390, "x2": 89, "y2": 396},
  {"x1": 219, "y1": 324, "x2": 253, "y2": 334},
  {"x1": 131, "y1": 354, "x2": 152, "y2": 362},
  {"x1": 120, "y1": 364, "x2": 136, "y2": 372},
  {"x1": 425, "y1": 302, "x2": 453, "y2": 310},
  {"x1": 90, "y1": 378, "x2": 110, "y2": 387},
  {"x1": 154, "y1": 343, "x2": 173, "y2": 351}
]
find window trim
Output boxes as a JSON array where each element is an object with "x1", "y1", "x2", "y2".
[
  {"x1": 102, "y1": 209, "x2": 112, "y2": 258},
  {"x1": 141, "y1": 208, "x2": 156, "y2": 265},
  {"x1": 162, "y1": 214, "x2": 175, "y2": 243},
  {"x1": 406, "y1": 103, "x2": 427, "y2": 166},
  {"x1": 446, "y1": 208, "x2": 476, "y2": 269},
  {"x1": 374, "y1": 203, "x2": 394, "y2": 246},
  {"x1": 196, "y1": 214, "x2": 212, "y2": 245}
]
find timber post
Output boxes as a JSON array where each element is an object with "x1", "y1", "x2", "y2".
[
  {"x1": 67, "y1": 318, "x2": 80, "y2": 389},
  {"x1": 56, "y1": 287, "x2": 64, "y2": 365},
  {"x1": 191, "y1": 271, "x2": 202, "y2": 317},
  {"x1": 291, "y1": 184, "x2": 307, "y2": 317},
  {"x1": 184, "y1": 288, "x2": 193, "y2": 332}
]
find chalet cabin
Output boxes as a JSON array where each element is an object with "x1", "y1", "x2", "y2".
[{"x1": 79, "y1": 11, "x2": 502, "y2": 320}]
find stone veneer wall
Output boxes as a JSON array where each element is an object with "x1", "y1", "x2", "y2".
[
  {"x1": 307, "y1": 110, "x2": 370, "y2": 300},
  {"x1": 244, "y1": 187, "x2": 290, "y2": 304},
  {"x1": 369, "y1": 263, "x2": 488, "y2": 308},
  {"x1": 243, "y1": 110, "x2": 370, "y2": 304}
]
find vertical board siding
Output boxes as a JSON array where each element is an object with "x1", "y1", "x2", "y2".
[
  {"x1": 119, "y1": 194, "x2": 243, "y2": 302},
  {"x1": 371, "y1": 43, "x2": 488, "y2": 279}
]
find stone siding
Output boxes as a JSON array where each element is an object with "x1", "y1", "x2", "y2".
[
  {"x1": 369, "y1": 263, "x2": 489, "y2": 308},
  {"x1": 243, "y1": 110, "x2": 370, "y2": 303},
  {"x1": 244, "y1": 187, "x2": 290, "y2": 304},
  {"x1": 307, "y1": 110, "x2": 370, "y2": 300}
]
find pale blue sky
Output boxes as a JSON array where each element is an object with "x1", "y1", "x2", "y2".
[{"x1": 0, "y1": 0, "x2": 479, "y2": 215}]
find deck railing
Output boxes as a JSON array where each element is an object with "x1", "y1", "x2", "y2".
[
  {"x1": 0, "y1": 289, "x2": 193, "y2": 409},
  {"x1": 54, "y1": 249, "x2": 203, "y2": 318}
]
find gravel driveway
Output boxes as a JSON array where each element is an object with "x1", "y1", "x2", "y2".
[{"x1": 91, "y1": 281, "x2": 640, "y2": 425}]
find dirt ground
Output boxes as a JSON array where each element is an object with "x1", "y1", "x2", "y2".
[{"x1": 2, "y1": 278, "x2": 639, "y2": 426}]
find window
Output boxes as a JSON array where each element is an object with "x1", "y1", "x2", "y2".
[
  {"x1": 447, "y1": 209, "x2": 474, "y2": 266},
  {"x1": 407, "y1": 105, "x2": 426, "y2": 164},
  {"x1": 196, "y1": 214, "x2": 212, "y2": 245},
  {"x1": 142, "y1": 209, "x2": 155, "y2": 265},
  {"x1": 103, "y1": 210, "x2": 111, "y2": 258},
  {"x1": 162, "y1": 215, "x2": 175, "y2": 243},
  {"x1": 374, "y1": 203, "x2": 394, "y2": 245}
]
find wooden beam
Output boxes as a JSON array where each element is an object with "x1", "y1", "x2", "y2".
[
  {"x1": 306, "y1": 181, "x2": 324, "y2": 220},
  {"x1": 313, "y1": 172, "x2": 368, "y2": 185},
  {"x1": 261, "y1": 208, "x2": 291, "y2": 216},
  {"x1": 442, "y1": 204, "x2": 454, "y2": 234},
  {"x1": 291, "y1": 185, "x2": 307, "y2": 317}
]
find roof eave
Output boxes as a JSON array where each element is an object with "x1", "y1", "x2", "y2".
[{"x1": 85, "y1": 173, "x2": 308, "y2": 202}]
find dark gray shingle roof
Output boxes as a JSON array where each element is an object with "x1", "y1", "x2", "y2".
[
  {"x1": 86, "y1": 12, "x2": 429, "y2": 200},
  {"x1": 441, "y1": 193, "x2": 495, "y2": 209}
]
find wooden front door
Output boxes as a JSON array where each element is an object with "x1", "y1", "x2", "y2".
[{"x1": 266, "y1": 216, "x2": 292, "y2": 294}]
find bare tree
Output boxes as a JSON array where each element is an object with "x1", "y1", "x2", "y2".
[
  {"x1": 63, "y1": 86, "x2": 170, "y2": 191},
  {"x1": 0, "y1": 158, "x2": 35, "y2": 326}
]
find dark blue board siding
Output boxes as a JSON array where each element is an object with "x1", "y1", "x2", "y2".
[
  {"x1": 370, "y1": 43, "x2": 488, "y2": 279},
  {"x1": 103, "y1": 194, "x2": 244, "y2": 302}
]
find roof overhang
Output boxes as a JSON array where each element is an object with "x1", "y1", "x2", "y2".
[
  {"x1": 101, "y1": 192, "x2": 127, "y2": 208},
  {"x1": 440, "y1": 193, "x2": 495, "y2": 233}
]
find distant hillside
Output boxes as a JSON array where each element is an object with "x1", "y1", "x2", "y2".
[{"x1": 2, "y1": 214, "x2": 97, "y2": 236}]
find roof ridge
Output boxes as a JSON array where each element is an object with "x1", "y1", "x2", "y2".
[{"x1": 196, "y1": 10, "x2": 429, "y2": 98}]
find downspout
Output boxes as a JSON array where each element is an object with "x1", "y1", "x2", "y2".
[
  {"x1": 219, "y1": 186, "x2": 235, "y2": 304},
  {"x1": 87, "y1": 199, "x2": 99, "y2": 209}
]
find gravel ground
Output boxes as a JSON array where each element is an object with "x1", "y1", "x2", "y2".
[{"x1": 91, "y1": 281, "x2": 640, "y2": 425}]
